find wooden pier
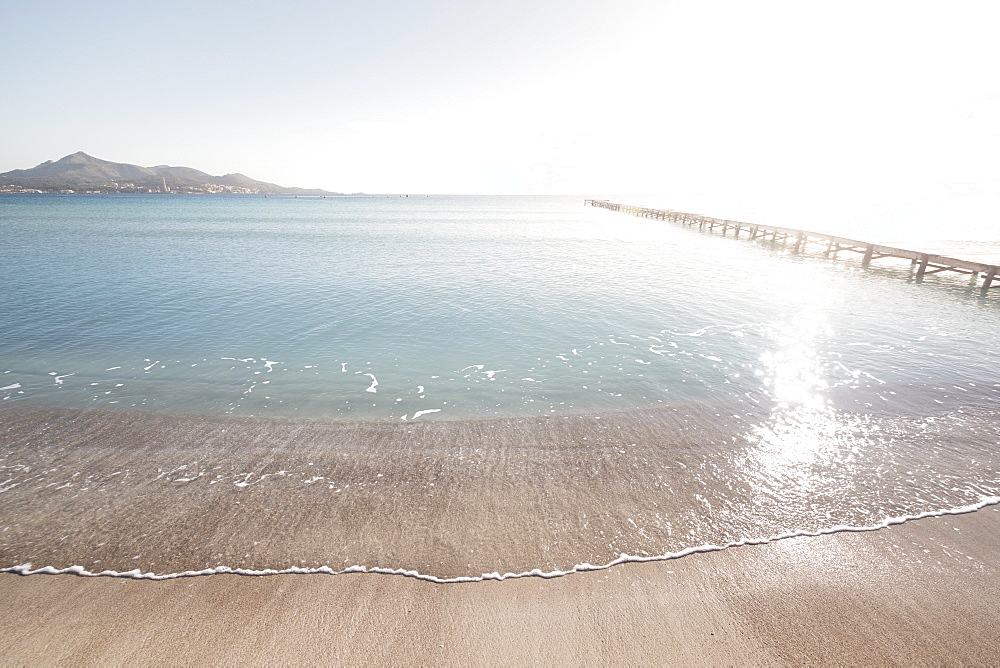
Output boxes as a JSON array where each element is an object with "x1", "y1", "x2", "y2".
[{"x1": 585, "y1": 200, "x2": 999, "y2": 297}]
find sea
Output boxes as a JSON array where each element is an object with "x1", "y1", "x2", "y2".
[{"x1": 1, "y1": 193, "x2": 998, "y2": 582}]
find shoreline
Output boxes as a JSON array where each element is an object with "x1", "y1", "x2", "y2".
[
  {"x1": 3, "y1": 399, "x2": 999, "y2": 662},
  {"x1": 2, "y1": 505, "x2": 997, "y2": 664},
  {"x1": 6, "y1": 494, "x2": 998, "y2": 584},
  {"x1": 3, "y1": 402, "x2": 999, "y2": 581}
]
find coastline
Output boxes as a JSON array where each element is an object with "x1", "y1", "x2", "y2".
[
  {"x1": 3, "y1": 403, "x2": 998, "y2": 583},
  {"x1": 2, "y1": 401, "x2": 999, "y2": 662},
  {"x1": 2, "y1": 505, "x2": 997, "y2": 664}
]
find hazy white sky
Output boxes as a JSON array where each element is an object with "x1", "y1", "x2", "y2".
[{"x1": 2, "y1": 0, "x2": 998, "y2": 227}]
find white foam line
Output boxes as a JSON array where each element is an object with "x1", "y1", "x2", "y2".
[
  {"x1": 0, "y1": 383, "x2": 20, "y2": 391},
  {"x1": 412, "y1": 408, "x2": 441, "y2": 419},
  {"x1": 358, "y1": 373, "x2": 378, "y2": 393},
  {"x1": 3, "y1": 497, "x2": 997, "y2": 584}
]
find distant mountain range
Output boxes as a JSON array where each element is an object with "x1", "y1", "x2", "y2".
[{"x1": 0, "y1": 152, "x2": 342, "y2": 195}]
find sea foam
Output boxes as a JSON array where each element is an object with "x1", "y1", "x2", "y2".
[{"x1": 4, "y1": 497, "x2": 996, "y2": 584}]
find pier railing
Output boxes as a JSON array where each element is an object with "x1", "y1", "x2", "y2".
[{"x1": 584, "y1": 200, "x2": 998, "y2": 297}]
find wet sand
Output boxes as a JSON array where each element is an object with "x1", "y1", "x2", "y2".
[
  {"x1": 2, "y1": 404, "x2": 773, "y2": 579},
  {"x1": 1, "y1": 506, "x2": 998, "y2": 665},
  {"x1": 4, "y1": 404, "x2": 998, "y2": 581},
  {"x1": 2, "y1": 404, "x2": 999, "y2": 663}
]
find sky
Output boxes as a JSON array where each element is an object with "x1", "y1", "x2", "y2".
[{"x1": 2, "y1": 0, "x2": 998, "y2": 231}]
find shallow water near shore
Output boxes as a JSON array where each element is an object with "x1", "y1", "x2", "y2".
[
  {"x1": 1, "y1": 194, "x2": 999, "y2": 579},
  {"x1": 2, "y1": 402, "x2": 999, "y2": 581}
]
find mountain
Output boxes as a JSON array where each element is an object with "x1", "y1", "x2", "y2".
[{"x1": 0, "y1": 152, "x2": 340, "y2": 194}]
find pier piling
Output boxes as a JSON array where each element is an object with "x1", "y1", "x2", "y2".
[
  {"x1": 983, "y1": 268, "x2": 997, "y2": 294},
  {"x1": 916, "y1": 255, "x2": 930, "y2": 282},
  {"x1": 862, "y1": 245, "x2": 874, "y2": 268}
]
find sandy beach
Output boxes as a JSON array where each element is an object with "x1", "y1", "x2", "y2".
[
  {"x1": 4, "y1": 0, "x2": 1000, "y2": 660},
  {"x1": 3, "y1": 403, "x2": 999, "y2": 664},
  {"x1": 1, "y1": 505, "x2": 997, "y2": 665},
  {"x1": 3, "y1": 404, "x2": 997, "y2": 580}
]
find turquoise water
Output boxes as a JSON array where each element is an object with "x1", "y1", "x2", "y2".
[
  {"x1": 3, "y1": 193, "x2": 1000, "y2": 581},
  {"x1": 1, "y1": 193, "x2": 998, "y2": 420}
]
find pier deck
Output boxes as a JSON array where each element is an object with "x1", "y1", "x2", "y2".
[{"x1": 585, "y1": 200, "x2": 998, "y2": 297}]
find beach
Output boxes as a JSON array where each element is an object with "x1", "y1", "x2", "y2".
[
  {"x1": 2, "y1": 195, "x2": 999, "y2": 664},
  {"x1": 4, "y1": 0, "x2": 1000, "y2": 656},
  {"x1": 2, "y1": 404, "x2": 999, "y2": 664},
  {"x1": 2, "y1": 505, "x2": 997, "y2": 665},
  {"x1": 3, "y1": 403, "x2": 998, "y2": 581}
]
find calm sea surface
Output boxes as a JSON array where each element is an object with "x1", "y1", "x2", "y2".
[
  {"x1": 1, "y1": 193, "x2": 998, "y2": 579},
  {"x1": 3, "y1": 193, "x2": 998, "y2": 421}
]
